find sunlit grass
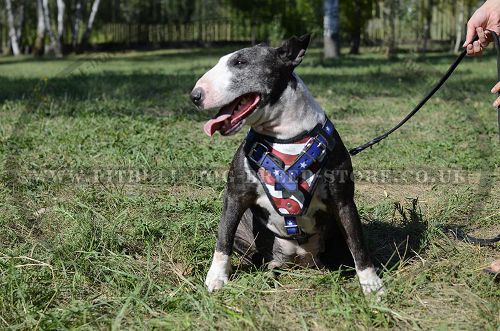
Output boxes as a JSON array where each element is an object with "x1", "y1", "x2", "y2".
[{"x1": 0, "y1": 47, "x2": 498, "y2": 329}]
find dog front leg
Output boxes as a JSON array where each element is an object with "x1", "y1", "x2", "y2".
[
  {"x1": 205, "y1": 192, "x2": 247, "y2": 292},
  {"x1": 334, "y1": 199, "x2": 384, "y2": 295}
]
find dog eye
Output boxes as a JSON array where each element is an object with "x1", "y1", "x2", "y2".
[{"x1": 234, "y1": 59, "x2": 247, "y2": 66}]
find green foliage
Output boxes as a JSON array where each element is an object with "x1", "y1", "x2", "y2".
[
  {"x1": 229, "y1": 0, "x2": 323, "y2": 42},
  {"x1": 340, "y1": 0, "x2": 375, "y2": 37}
]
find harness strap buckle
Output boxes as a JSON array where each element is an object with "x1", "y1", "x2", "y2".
[
  {"x1": 300, "y1": 136, "x2": 327, "y2": 164},
  {"x1": 248, "y1": 142, "x2": 269, "y2": 166}
]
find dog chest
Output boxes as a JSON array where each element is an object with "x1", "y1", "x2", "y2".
[{"x1": 246, "y1": 159, "x2": 329, "y2": 237}]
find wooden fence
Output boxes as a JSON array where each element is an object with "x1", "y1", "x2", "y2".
[
  {"x1": 89, "y1": 8, "x2": 459, "y2": 47},
  {"x1": 0, "y1": 3, "x2": 463, "y2": 52},
  {"x1": 89, "y1": 19, "x2": 268, "y2": 45},
  {"x1": 365, "y1": 3, "x2": 462, "y2": 46}
]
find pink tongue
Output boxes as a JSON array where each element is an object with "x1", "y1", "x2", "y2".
[{"x1": 203, "y1": 113, "x2": 231, "y2": 137}]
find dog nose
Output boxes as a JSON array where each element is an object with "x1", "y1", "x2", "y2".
[{"x1": 190, "y1": 87, "x2": 204, "y2": 106}]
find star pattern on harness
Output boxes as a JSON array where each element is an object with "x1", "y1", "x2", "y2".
[{"x1": 245, "y1": 118, "x2": 335, "y2": 234}]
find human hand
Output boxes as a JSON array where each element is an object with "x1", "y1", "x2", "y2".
[
  {"x1": 491, "y1": 82, "x2": 500, "y2": 108},
  {"x1": 463, "y1": 0, "x2": 500, "y2": 56}
]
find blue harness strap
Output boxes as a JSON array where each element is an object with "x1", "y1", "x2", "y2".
[
  {"x1": 245, "y1": 118, "x2": 336, "y2": 239},
  {"x1": 247, "y1": 142, "x2": 299, "y2": 191}
]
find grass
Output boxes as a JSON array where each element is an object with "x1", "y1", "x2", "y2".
[{"x1": 0, "y1": 46, "x2": 499, "y2": 330}]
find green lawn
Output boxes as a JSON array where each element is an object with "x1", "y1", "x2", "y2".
[{"x1": 0, "y1": 47, "x2": 498, "y2": 330}]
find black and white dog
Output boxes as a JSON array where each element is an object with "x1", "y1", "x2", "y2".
[{"x1": 190, "y1": 35, "x2": 383, "y2": 294}]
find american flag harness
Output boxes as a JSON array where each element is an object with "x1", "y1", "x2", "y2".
[{"x1": 244, "y1": 118, "x2": 335, "y2": 241}]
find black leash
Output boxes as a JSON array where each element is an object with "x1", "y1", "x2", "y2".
[
  {"x1": 452, "y1": 228, "x2": 500, "y2": 247},
  {"x1": 349, "y1": 32, "x2": 500, "y2": 246},
  {"x1": 349, "y1": 32, "x2": 500, "y2": 156}
]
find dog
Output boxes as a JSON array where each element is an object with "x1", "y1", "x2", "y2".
[{"x1": 190, "y1": 34, "x2": 384, "y2": 295}]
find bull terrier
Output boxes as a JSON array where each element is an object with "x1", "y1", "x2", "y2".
[{"x1": 190, "y1": 34, "x2": 383, "y2": 295}]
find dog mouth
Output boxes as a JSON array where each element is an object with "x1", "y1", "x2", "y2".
[{"x1": 203, "y1": 93, "x2": 261, "y2": 137}]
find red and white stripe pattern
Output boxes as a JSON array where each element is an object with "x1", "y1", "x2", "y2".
[{"x1": 257, "y1": 136, "x2": 323, "y2": 216}]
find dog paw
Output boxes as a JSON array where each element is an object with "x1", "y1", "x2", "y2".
[
  {"x1": 360, "y1": 277, "x2": 384, "y2": 295},
  {"x1": 357, "y1": 267, "x2": 385, "y2": 295},
  {"x1": 205, "y1": 270, "x2": 229, "y2": 292},
  {"x1": 205, "y1": 251, "x2": 232, "y2": 292}
]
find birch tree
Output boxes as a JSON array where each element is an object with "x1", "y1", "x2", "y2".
[
  {"x1": 33, "y1": 0, "x2": 45, "y2": 55},
  {"x1": 57, "y1": 0, "x2": 65, "y2": 46},
  {"x1": 71, "y1": 0, "x2": 82, "y2": 49},
  {"x1": 324, "y1": 0, "x2": 340, "y2": 59},
  {"x1": 81, "y1": 0, "x2": 102, "y2": 50},
  {"x1": 14, "y1": 0, "x2": 24, "y2": 43},
  {"x1": 42, "y1": 0, "x2": 62, "y2": 56},
  {"x1": 5, "y1": 0, "x2": 20, "y2": 55},
  {"x1": 454, "y1": 0, "x2": 465, "y2": 53}
]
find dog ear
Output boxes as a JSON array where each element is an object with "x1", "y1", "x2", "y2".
[{"x1": 277, "y1": 34, "x2": 311, "y2": 67}]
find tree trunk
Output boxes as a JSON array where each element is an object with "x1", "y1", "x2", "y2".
[
  {"x1": 42, "y1": 0, "x2": 62, "y2": 56},
  {"x1": 454, "y1": 0, "x2": 465, "y2": 53},
  {"x1": 5, "y1": 0, "x2": 20, "y2": 56},
  {"x1": 251, "y1": 19, "x2": 257, "y2": 46},
  {"x1": 14, "y1": 1, "x2": 24, "y2": 47},
  {"x1": 384, "y1": 0, "x2": 397, "y2": 58},
  {"x1": 324, "y1": 0, "x2": 340, "y2": 59},
  {"x1": 81, "y1": 0, "x2": 102, "y2": 50},
  {"x1": 57, "y1": 0, "x2": 65, "y2": 47},
  {"x1": 422, "y1": 0, "x2": 433, "y2": 53},
  {"x1": 34, "y1": 0, "x2": 45, "y2": 56},
  {"x1": 0, "y1": 17, "x2": 2, "y2": 54},
  {"x1": 349, "y1": 0, "x2": 362, "y2": 54},
  {"x1": 71, "y1": 0, "x2": 82, "y2": 50}
]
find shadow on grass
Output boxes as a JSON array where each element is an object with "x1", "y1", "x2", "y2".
[
  {"x1": 0, "y1": 47, "x2": 233, "y2": 66},
  {"x1": 364, "y1": 198, "x2": 429, "y2": 272},
  {"x1": 0, "y1": 72, "x2": 197, "y2": 101},
  {"x1": 1, "y1": 69, "x2": 491, "y2": 112},
  {"x1": 233, "y1": 198, "x2": 428, "y2": 280}
]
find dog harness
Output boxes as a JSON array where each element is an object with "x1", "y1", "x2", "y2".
[{"x1": 244, "y1": 118, "x2": 335, "y2": 240}]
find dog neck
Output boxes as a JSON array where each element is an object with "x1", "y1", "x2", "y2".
[{"x1": 249, "y1": 74, "x2": 325, "y2": 140}]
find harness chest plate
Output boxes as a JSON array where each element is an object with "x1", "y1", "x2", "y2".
[{"x1": 244, "y1": 118, "x2": 335, "y2": 238}]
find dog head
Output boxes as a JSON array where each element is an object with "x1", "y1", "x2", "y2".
[{"x1": 190, "y1": 34, "x2": 311, "y2": 136}]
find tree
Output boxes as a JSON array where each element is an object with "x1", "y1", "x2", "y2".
[
  {"x1": 422, "y1": 0, "x2": 433, "y2": 53},
  {"x1": 33, "y1": 0, "x2": 45, "y2": 55},
  {"x1": 229, "y1": 0, "x2": 280, "y2": 45},
  {"x1": 71, "y1": 0, "x2": 82, "y2": 50},
  {"x1": 453, "y1": 0, "x2": 464, "y2": 53},
  {"x1": 42, "y1": 0, "x2": 62, "y2": 56},
  {"x1": 324, "y1": 0, "x2": 340, "y2": 59},
  {"x1": 341, "y1": 0, "x2": 374, "y2": 55},
  {"x1": 80, "y1": 0, "x2": 102, "y2": 50},
  {"x1": 57, "y1": 0, "x2": 65, "y2": 46},
  {"x1": 349, "y1": 0, "x2": 361, "y2": 54},
  {"x1": 384, "y1": 0, "x2": 398, "y2": 58},
  {"x1": 14, "y1": 0, "x2": 24, "y2": 45},
  {"x1": 228, "y1": 0, "x2": 321, "y2": 45},
  {"x1": 5, "y1": 0, "x2": 20, "y2": 55}
]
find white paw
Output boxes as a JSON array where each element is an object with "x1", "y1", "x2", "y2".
[
  {"x1": 205, "y1": 269, "x2": 229, "y2": 292},
  {"x1": 205, "y1": 251, "x2": 232, "y2": 292},
  {"x1": 360, "y1": 277, "x2": 385, "y2": 295},
  {"x1": 357, "y1": 267, "x2": 385, "y2": 295}
]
